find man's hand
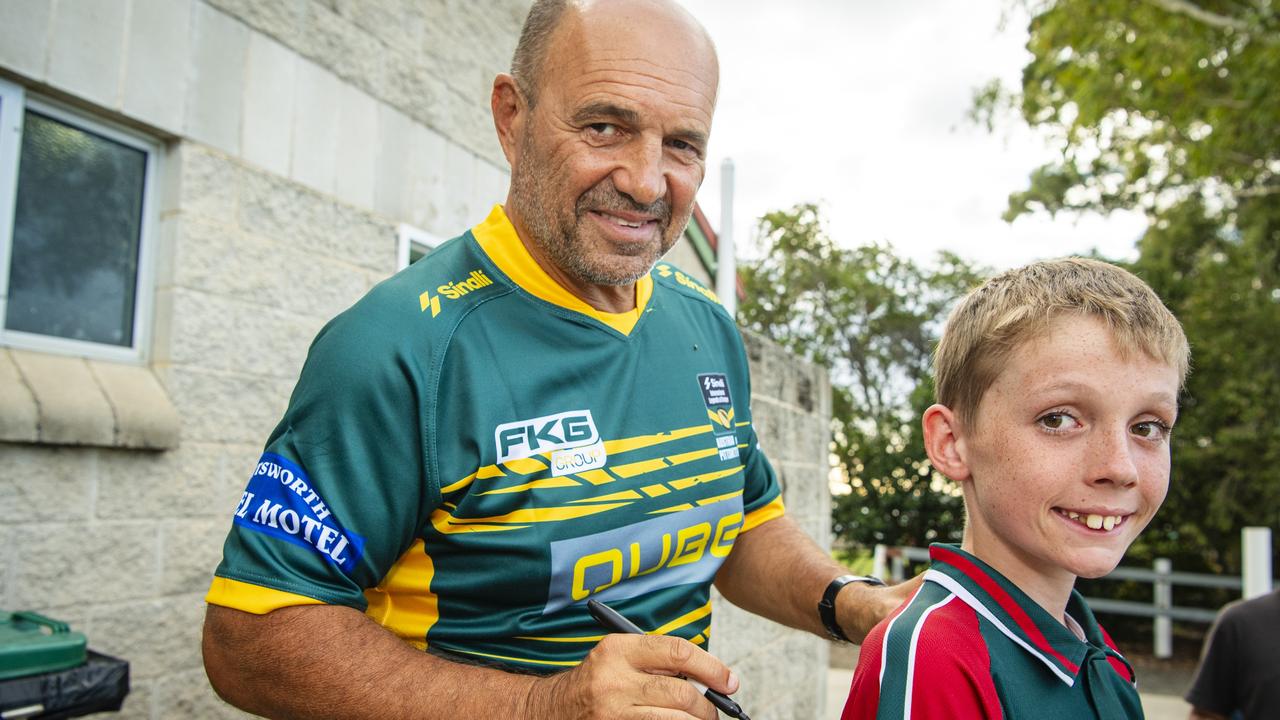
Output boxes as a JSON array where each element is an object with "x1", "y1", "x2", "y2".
[
  {"x1": 530, "y1": 633, "x2": 738, "y2": 720},
  {"x1": 836, "y1": 573, "x2": 922, "y2": 641}
]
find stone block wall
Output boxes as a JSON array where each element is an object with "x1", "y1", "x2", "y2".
[
  {"x1": 712, "y1": 330, "x2": 835, "y2": 720},
  {"x1": 0, "y1": 1, "x2": 834, "y2": 718}
]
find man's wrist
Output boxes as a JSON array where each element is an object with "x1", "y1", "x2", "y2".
[{"x1": 818, "y1": 574, "x2": 885, "y2": 642}]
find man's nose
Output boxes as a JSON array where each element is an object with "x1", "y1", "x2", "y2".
[{"x1": 612, "y1": 137, "x2": 666, "y2": 206}]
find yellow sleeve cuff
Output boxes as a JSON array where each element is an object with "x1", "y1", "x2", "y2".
[
  {"x1": 205, "y1": 576, "x2": 327, "y2": 614},
  {"x1": 741, "y1": 495, "x2": 786, "y2": 533}
]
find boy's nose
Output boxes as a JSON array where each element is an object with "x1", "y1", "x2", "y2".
[{"x1": 1087, "y1": 428, "x2": 1140, "y2": 487}]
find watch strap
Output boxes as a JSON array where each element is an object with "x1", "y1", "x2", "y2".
[{"x1": 818, "y1": 574, "x2": 886, "y2": 643}]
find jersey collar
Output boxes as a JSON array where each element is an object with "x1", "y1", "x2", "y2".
[
  {"x1": 470, "y1": 205, "x2": 653, "y2": 336},
  {"x1": 923, "y1": 543, "x2": 1105, "y2": 686}
]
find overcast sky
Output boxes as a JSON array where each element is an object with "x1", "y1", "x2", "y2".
[{"x1": 679, "y1": 0, "x2": 1149, "y2": 271}]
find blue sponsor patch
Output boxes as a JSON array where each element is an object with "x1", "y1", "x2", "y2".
[{"x1": 232, "y1": 452, "x2": 365, "y2": 574}]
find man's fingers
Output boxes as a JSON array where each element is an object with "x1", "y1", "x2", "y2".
[
  {"x1": 636, "y1": 673, "x2": 718, "y2": 720},
  {"x1": 622, "y1": 634, "x2": 738, "y2": 695}
]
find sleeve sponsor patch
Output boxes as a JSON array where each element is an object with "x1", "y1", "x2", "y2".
[{"x1": 232, "y1": 453, "x2": 365, "y2": 574}]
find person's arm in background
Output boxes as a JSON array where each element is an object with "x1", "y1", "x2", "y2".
[
  {"x1": 204, "y1": 603, "x2": 738, "y2": 720},
  {"x1": 1183, "y1": 602, "x2": 1241, "y2": 720},
  {"x1": 713, "y1": 515, "x2": 919, "y2": 642}
]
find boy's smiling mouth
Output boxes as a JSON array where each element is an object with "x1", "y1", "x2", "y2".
[{"x1": 1053, "y1": 508, "x2": 1131, "y2": 532}]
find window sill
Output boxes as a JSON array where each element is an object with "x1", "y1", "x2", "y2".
[{"x1": 0, "y1": 348, "x2": 180, "y2": 450}]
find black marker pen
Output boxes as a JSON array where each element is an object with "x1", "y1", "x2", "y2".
[{"x1": 586, "y1": 599, "x2": 752, "y2": 720}]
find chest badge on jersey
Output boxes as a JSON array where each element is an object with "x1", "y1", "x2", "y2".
[{"x1": 698, "y1": 373, "x2": 740, "y2": 461}]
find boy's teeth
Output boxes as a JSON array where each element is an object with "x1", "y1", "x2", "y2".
[{"x1": 1059, "y1": 509, "x2": 1122, "y2": 530}]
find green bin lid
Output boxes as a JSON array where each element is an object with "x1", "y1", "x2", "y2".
[{"x1": 0, "y1": 610, "x2": 88, "y2": 680}]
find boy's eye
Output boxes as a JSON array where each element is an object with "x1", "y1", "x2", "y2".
[
  {"x1": 1131, "y1": 420, "x2": 1173, "y2": 441},
  {"x1": 1038, "y1": 412, "x2": 1079, "y2": 431}
]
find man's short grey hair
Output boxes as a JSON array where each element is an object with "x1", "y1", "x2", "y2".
[{"x1": 511, "y1": 0, "x2": 573, "y2": 107}]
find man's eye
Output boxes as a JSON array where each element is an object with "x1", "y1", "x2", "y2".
[
  {"x1": 1038, "y1": 412, "x2": 1079, "y2": 431},
  {"x1": 1132, "y1": 420, "x2": 1173, "y2": 441},
  {"x1": 587, "y1": 123, "x2": 618, "y2": 136}
]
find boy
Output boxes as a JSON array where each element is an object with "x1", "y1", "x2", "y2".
[{"x1": 843, "y1": 258, "x2": 1190, "y2": 719}]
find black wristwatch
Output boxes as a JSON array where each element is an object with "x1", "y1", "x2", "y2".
[{"x1": 818, "y1": 574, "x2": 886, "y2": 643}]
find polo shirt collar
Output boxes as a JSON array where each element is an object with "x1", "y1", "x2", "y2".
[
  {"x1": 469, "y1": 205, "x2": 653, "y2": 336},
  {"x1": 923, "y1": 543, "x2": 1123, "y2": 687}
]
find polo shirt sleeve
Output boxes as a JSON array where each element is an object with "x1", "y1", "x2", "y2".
[
  {"x1": 844, "y1": 597, "x2": 1002, "y2": 719},
  {"x1": 207, "y1": 303, "x2": 433, "y2": 613},
  {"x1": 1186, "y1": 603, "x2": 1243, "y2": 715}
]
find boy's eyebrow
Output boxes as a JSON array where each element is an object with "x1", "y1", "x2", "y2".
[{"x1": 1033, "y1": 381, "x2": 1179, "y2": 410}]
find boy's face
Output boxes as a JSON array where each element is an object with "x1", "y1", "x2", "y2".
[{"x1": 950, "y1": 315, "x2": 1180, "y2": 603}]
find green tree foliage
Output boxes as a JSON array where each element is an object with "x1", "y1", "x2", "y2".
[
  {"x1": 738, "y1": 204, "x2": 984, "y2": 549},
  {"x1": 977, "y1": 0, "x2": 1280, "y2": 576}
]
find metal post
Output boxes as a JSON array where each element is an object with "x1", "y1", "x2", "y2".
[
  {"x1": 715, "y1": 158, "x2": 736, "y2": 320},
  {"x1": 890, "y1": 554, "x2": 904, "y2": 583},
  {"x1": 872, "y1": 544, "x2": 887, "y2": 580},
  {"x1": 1242, "y1": 526, "x2": 1274, "y2": 599},
  {"x1": 1154, "y1": 557, "x2": 1172, "y2": 659}
]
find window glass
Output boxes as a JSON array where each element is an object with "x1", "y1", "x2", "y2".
[{"x1": 5, "y1": 110, "x2": 147, "y2": 347}]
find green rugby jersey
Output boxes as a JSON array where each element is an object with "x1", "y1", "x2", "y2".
[{"x1": 207, "y1": 205, "x2": 785, "y2": 671}]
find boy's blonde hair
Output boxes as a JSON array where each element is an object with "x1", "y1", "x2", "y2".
[{"x1": 934, "y1": 257, "x2": 1190, "y2": 428}]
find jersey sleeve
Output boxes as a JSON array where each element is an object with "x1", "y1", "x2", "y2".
[
  {"x1": 207, "y1": 302, "x2": 434, "y2": 613},
  {"x1": 844, "y1": 595, "x2": 1003, "y2": 719},
  {"x1": 1185, "y1": 603, "x2": 1242, "y2": 715},
  {"x1": 738, "y1": 418, "x2": 784, "y2": 531}
]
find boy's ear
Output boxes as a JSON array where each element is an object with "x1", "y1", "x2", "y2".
[{"x1": 922, "y1": 404, "x2": 971, "y2": 482}]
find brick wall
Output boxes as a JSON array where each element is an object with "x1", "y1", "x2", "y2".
[{"x1": 0, "y1": 2, "x2": 833, "y2": 718}]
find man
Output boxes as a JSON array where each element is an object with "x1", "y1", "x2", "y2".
[
  {"x1": 1185, "y1": 589, "x2": 1280, "y2": 720},
  {"x1": 202, "y1": 1, "x2": 914, "y2": 718}
]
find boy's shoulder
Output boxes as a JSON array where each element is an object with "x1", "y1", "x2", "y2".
[{"x1": 844, "y1": 581, "x2": 1001, "y2": 719}]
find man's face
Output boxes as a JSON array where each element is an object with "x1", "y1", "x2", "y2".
[
  {"x1": 504, "y1": 3, "x2": 717, "y2": 295},
  {"x1": 956, "y1": 315, "x2": 1180, "y2": 606}
]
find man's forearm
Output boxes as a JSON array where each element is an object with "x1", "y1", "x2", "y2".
[
  {"x1": 713, "y1": 515, "x2": 917, "y2": 642},
  {"x1": 203, "y1": 603, "x2": 550, "y2": 720},
  {"x1": 712, "y1": 515, "x2": 846, "y2": 636}
]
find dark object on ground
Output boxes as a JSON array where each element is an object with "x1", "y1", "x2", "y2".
[{"x1": 0, "y1": 650, "x2": 130, "y2": 719}]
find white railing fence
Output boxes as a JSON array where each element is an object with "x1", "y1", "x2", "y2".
[{"x1": 873, "y1": 526, "x2": 1275, "y2": 659}]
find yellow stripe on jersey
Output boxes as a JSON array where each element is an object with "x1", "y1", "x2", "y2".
[
  {"x1": 479, "y1": 476, "x2": 580, "y2": 496},
  {"x1": 205, "y1": 576, "x2": 325, "y2": 614},
  {"x1": 430, "y1": 502, "x2": 631, "y2": 534},
  {"x1": 440, "y1": 422, "x2": 739, "y2": 496},
  {"x1": 471, "y1": 205, "x2": 653, "y2": 336},
  {"x1": 652, "y1": 601, "x2": 712, "y2": 636},
  {"x1": 742, "y1": 495, "x2": 786, "y2": 532},
  {"x1": 365, "y1": 539, "x2": 440, "y2": 645},
  {"x1": 446, "y1": 647, "x2": 582, "y2": 668}
]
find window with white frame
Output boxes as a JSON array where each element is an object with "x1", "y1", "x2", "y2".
[
  {"x1": 0, "y1": 78, "x2": 161, "y2": 364},
  {"x1": 397, "y1": 223, "x2": 442, "y2": 270}
]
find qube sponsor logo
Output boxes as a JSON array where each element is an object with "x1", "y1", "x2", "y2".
[
  {"x1": 543, "y1": 498, "x2": 744, "y2": 614},
  {"x1": 494, "y1": 409, "x2": 600, "y2": 464},
  {"x1": 232, "y1": 453, "x2": 365, "y2": 574}
]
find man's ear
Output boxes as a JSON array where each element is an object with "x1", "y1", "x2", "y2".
[
  {"x1": 491, "y1": 73, "x2": 525, "y2": 167},
  {"x1": 922, "y1": 404, "x2": 971, "y2": 483}
]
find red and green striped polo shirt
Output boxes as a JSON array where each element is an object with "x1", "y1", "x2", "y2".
[{"x1": 843, "y1": 544, "x2": 1143, "y2": 719}]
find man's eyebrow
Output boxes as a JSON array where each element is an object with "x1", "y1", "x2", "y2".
[
  {"x1": 571, "y1": 102, "x2": 642, "y2": 126},
  {"x1": 570, "y1": 102, "x2": 709, "y2": 148}
]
